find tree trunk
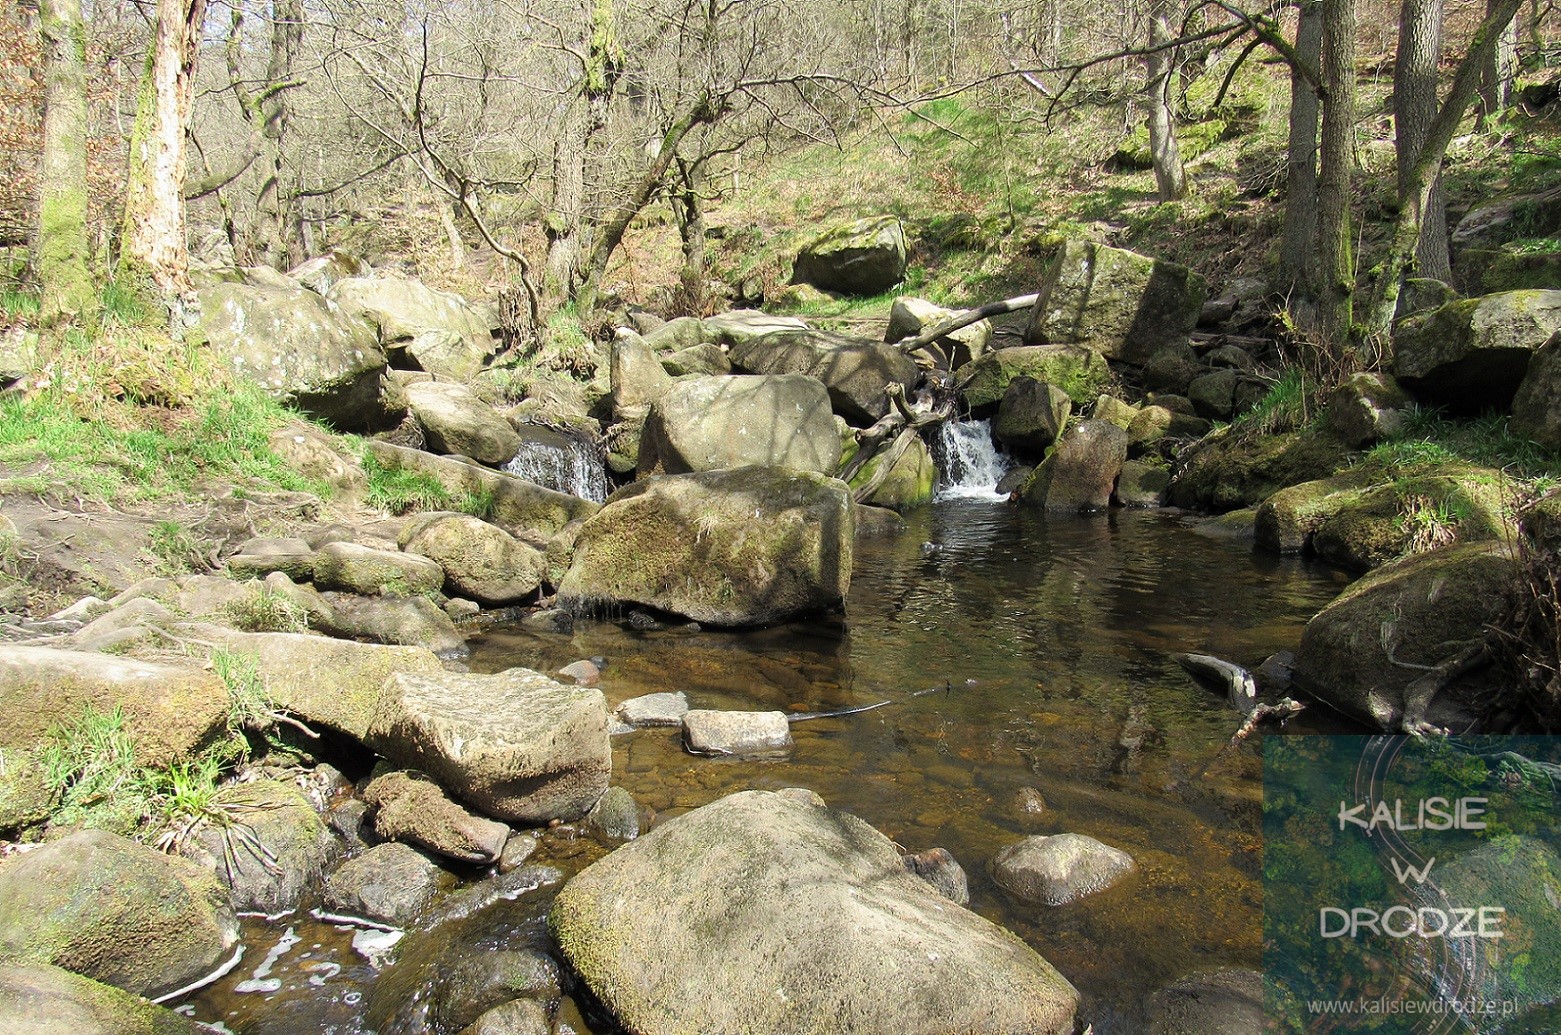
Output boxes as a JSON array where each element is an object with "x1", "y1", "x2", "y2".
[
  {"x1": 1367, "y1": 0, "x2": 1528, "y2": 336},
  {"x1": 1478, "y1": 0, "x2": 1518, "y2": 122},
  {"x1": 118, "y1": 0, "x2": 208, "y2": 311},
  {"x1": 1144, "y1": 0, "x2": 1186, "y2": 202},
  {"x1": 672, "y1": 158, "x2": 708, "y2": 314},
  {"x1": 1279, "y1": 0, "x2": 1322, "y2": 301},
  {"x1": 254, "y1": 0, "x2": 303, "y2": 269},
  {"x1": 1316, "y1": 0, "x2": 1357, "y2": 347},
  {"x1": 543, "y1": 105, "x2": 587, "y2": 304},
  {"x1": 36, "y1": 0, "x2": 96, "y2": 325},
  {"x1": 1394, "y1": 0, "x2": 1450, "y2": 281}
]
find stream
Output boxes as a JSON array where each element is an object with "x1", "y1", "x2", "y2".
[{"x1": 178, "y1": 430, "x2": 1361, "y2": 1033}]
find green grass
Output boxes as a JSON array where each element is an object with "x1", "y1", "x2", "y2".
[
  {"x1": 360, "y1": 449, "x2": 496, "y2": 517},
  {"x1": 40, "y1": 703, "x2": 145, "y2": 831},
  {"x1": 148, "y1": 520, "x2": 198, "y2": 575},
  {"x1": 221, "y1": 587, "x2": 309, "y2": 634},
  {"x1": 1237, "y1": 367, "x2": 1314, "y2": 435},
  {"x1": 0, "y1": 379, "x2": 335, "y2": 503},
  {"x1": 1358, "y1": 405, "x2": 1561, "y2": 496}
]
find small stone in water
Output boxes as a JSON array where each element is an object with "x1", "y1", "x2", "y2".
[
  {"x1": 616, "y1": 691, "x2": 690, "y2": 728},
  {"x1": 558, "y1": 659, "x2": 601, "y2": 685}
]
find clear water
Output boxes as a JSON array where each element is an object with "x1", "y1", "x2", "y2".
[
  {"x1": 179, "y1": 502, "x2": 1356, "y2": 1033},
  {"x1": 932, "y1": 419, "x2": 1011, "y2": 501}
]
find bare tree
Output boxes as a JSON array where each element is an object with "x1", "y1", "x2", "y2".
[
  {"x1": 1143, "y1": 0, "x2": 1186, "y2": 201},
  {"x1": 1278, "y1": 0, "x2": 1321, "y2": 298},
  {"x1": 37, "y1": 0, "x2": 96, "y2": 324},
  {"x1": 1315, "y1": 0, "x2": 1356, "y2": 345},
  {"x1": 118, "y1": 0, "x2": 209, "y2": 310}
]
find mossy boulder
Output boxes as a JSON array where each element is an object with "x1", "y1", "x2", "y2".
[
  {"x1": 363, "y1": 770, "x2": 510, "y2": 864},
  {"x1": 639, "y1": 374, "x2": 842, "y2": 475},
  {"x1": 311, "y1": 541, "x2": 445, "y2": 597},
  {"x1": 1512, "y1": 330, "x2": 1561, "y2": 451},
  {"x1": 181, "y1": 779, "x2": 333, "y2": 915},
  {"x1": 0, "y1": 646, "x2": 227, "y2": 769},
  {"x1": 550, "y1": 788, "x2": 1079, "y2": 1035},
  {"x1": 1024, "y1": 240, "x2": 1206, "y2": 364},
  {"x1": 403, "y1": 381, "x2": 522, "y2": 467},
  {"x1": 368, "y1": 668, "x2": 611, "y2": 824},
  {"x1": 557, "y1": 467, "x2": 853, "y2": 627},
  {"x1": 791, "y1": 216, "x2": 908, "y2": 296},
  {"x1": 0, "y1": 963, "x2": 207, "y2": 1035},
  {"x1": 1458, "y1": 248, "x2": 1561, "y2": 294},
  {"x1": 328, "y1": 274, "x2": 495, "y2": 381},
  {"x1": 660, "y1": 342, "x2": 732, "y2": 377},
  {"x1": 848, "y1": 435, "x2": 936, "y2": 512},
  {"x1": 1166, "y1": 427, "x2": 1352, "y2": 513},
  {"x1": 1324, "y1": 372, "x2": 1411, "y2": 448},
  {"x1": 399, "y1": 512, "x2": 547, "y2": 606},
  {"x1": 956, "y1": 344, "x2": 1111, "y2": 416},
  {"x1": 0, "y1": 829, "x2": 239, "y2": 1000},
  {"x1": 318, "y1": 592, "x2": 467, "y2": 658},
  {"x1": 191, "y1": 627, "x2": 445, "y2": 741},
  {"x1": 1127, "y1": 405, "x2": 1212, "y2": 456},
  {"x1": 1255, "y1": 466, "x2": 1515, "y2": 571},
  {"x1": 365, "y1": 441, "x2": 599, "y2": 538},
  {"x1": 731, "y1": 330, "x2": 920, "y2": 424},
  {"x1": 1393, "y1": 290, "x2": 1561, "y2": 411},
  {"x1": 994, "y1": 377, "x2": 1072, "y2": 454},
  {"x1": 197, "y1": 280, "x2": 397, "y2": 431},
  {"x1": 1017, "y1": 420, "x2": 1129, "y2": 511},
  {"x1": 1451, "y1": 185, "x2": 1561, "y2": 257},
  {"x1": 609, "y1": 331, "x2": 675, "y2": 419},
  {"x1": 1292, "y1": 542, "x2": 1519, "y2": 730}
]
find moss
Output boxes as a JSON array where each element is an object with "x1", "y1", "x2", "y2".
[{"x1": 849, "y1": 436, "x2": 935, "y2": 512}]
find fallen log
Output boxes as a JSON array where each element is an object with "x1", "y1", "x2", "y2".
[{"x1": 892, "y1": 292, "x2": 1039, "y2": 355}]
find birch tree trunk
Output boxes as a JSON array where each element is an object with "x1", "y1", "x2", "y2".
[
  {"x1": 1478, "y1": 0, "x2": 1518, "y2": 122},
  {"x1": 254, "y1": 0, "x2": 303, "y2": 269},
  {"x1": 118, "y1": 0, "x2": 208, "y2": 311},
  {"x1": 1144, "y1": 0, "x2": 1186, "y2": 202},
  {"x1": 37, "y1": 0, "x2": 96, "y2": 324},
  {"x1": 1394, "y1": 0, "x2": 1450, "y2": 281}
]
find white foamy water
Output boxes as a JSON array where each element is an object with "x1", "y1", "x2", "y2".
[{"x1": 933, "y1": 419, "x2": 1010, "y2": 501}]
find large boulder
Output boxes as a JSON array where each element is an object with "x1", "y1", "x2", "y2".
[
  {"x1": 196, "y1": 280, "x2": 394, "y2": 430},
  {"x1": 404, "y1": 382, "x2": 522, "y2": 467},
  {"x1": 1451, "y1": 186, "x2": 1561, "y2": 258},
  {"x1": 884, "y1": 296, "x2": 991, "y2": 368},
  {"x1": 328, "y1": 274, "x2": 495, "y2": 381},
  {"x1": 365, "y1": 442, "x2": 599, "y2": 538},
  {"x1": 1254, "y1": 466, "x2": 1514, "y2": 572},
  {"x1": 1292, "y1": 542, "x2": 1519, "y2": 731},
  {"x1": 1166, "y1": 427, "x2": 1351, "y2": 513},
  {"x1": 180, "y1": 779, "x2": 333, "y2": 915},
  {"x1": 557, "y1": 467, "x2": 854, "y2": 626},
  {"x1": 1024, "y1": 241, "x2": 1206, "y2": 364},
  {"x1": 1016, "y1": 420, "x2": 1128, "y2": 511},
  {"x1": 312, "y1": 541, "x2": 445, "y2": 597},
  {"x1": 731, "y1": 330, "x2": 919, "y2": 424},
  {"x1": 701, "y1": 311, "x2": 809, "y2": 348},
  {"x1": 320, "y1": 592, "x2": 467, "y2": 658},
  {"x1": 994, "y1": 376, "x2": 1072, "y2": 453},
  {"x1": 0, "y1": 963, "x2": 208, "y2": 1035},
  {"x1": 956, "y1": 344, "x2": 1111, "y2": 415},
  {"x1": 609, "y1": 331, "x2": 676, "y2": 419},
  {"x1": 367, "y1": 667, "x2": 612, "y2": 823},
  {"x1": 190, "y1": 628, "x2": 445, "y2": 741},
  {"x1": 550, "y1": 788, "x2": 1079, "y2": 1035},
  {"x1": 1392, "y1": 290, "x2": 1561, "y2": 411},
  {"x1": 1512, "y1": 330, "x2": 1561, "y2": 451},
  {"x1": 0, "y1": 646, "x2": 227, "y2": 768},
  {"x1": 791, "y1": 216, "x2": 909, "y2": 296},
  {"x1": 0, "y1": 829, "x2": 239, "y2": 1000},
  {"x1": 638, "y1": 374, "x2": 841, "y2": 476},
  {"x1": 399, "y1": 512, "x2": 547, "y2": 605}
]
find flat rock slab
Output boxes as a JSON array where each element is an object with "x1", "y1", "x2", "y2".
[
  {"x1": 992, "y1": 832, "x2": 1136, "y2": 906},
  {"x1": 368, "y1": 668, "x2": 611, "y2": 823},
  {"x1": 312, "y1": 541, "x2": 445, "y2": 597},
  {"x1": 0, "y1": 645, "x2": 227, "y2": 768},
  {"x1": 550, "y1": 788, "x2": 1078, "y2": 1035},
  {"x1": 682, "y1": 709, "x2": 793, "y2": 757},
  {"x1": 616, "y1": 692, "x2": 690, "y2": 727}
]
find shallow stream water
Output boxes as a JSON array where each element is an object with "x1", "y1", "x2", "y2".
[{"x1": 179, "y1": 500, "x2": 1358, "y2": 1034}]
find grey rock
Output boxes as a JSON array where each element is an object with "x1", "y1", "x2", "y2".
[
  {"x1": 584, "y1": 786, "x2": 642, "y2": 842},
  {"x1": 324, "y1": 842, "x2": 444, "y2": 926},
  {"x1": 638, "y1": 373, "x2": 841, "y2": 475},
  {"x1": 792, "y1": 216, "x2": 908, "y2": 295},
  {"x1": 1146, "y1": 967, "x2": 1266, "y2": 1035},
  {"x1": 405, "y1": 381, "x2": 522, "y2": 467},
  {"x1": 730, "y1": 329, "x2": 920, "y2": 425},
  {"x1": 312, "y1": 541, "x2": 445, "y2": 597},
  {"x1": 182, "y1": 779, "x2": 333, "y2": 915},
  {"x1": 681, "y1": 709, "x2": 794, "y2": 757},
  {"x1": 365, "y1": 770, "x2": 511, "y2": 864},
  {"x1": 1017, "y1": 420, "x2": 1129, "y2": 511},
  {"x1": 616, "y1": 691, "x2": 690, "y2": 727},
  {"x1": 1025, "y1": 240, "x2": 1206, "y2": 364},
  {"x1": 902, "y1": 846, "x2": 970, "y2": 905},
  {"x1": 0, "y1": 963, "x2": 208, "y2": 1035},
  {"x1": 991, "y1": 832, "x2": 1136, "y2": 906}
]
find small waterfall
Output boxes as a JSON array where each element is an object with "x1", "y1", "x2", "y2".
[
  {"x1": 932, "y1": 419, "x2": 1011, "y2": 501},
  {"x1": 503, "y1": 426, "x2": 608, "y2": 503}
]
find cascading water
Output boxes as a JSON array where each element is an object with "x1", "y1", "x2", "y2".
[
  {"x1": 502, "y1": 426, "x2": 609, "y2": 503},
  {"x1": 931, "y1": 419, "x2": 1011, "y2": 501}
]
